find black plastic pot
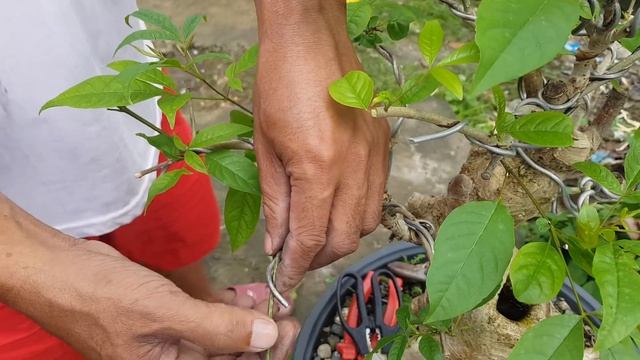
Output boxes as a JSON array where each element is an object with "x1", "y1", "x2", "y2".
[{"x1": 294, "y1": 241, "x2": 603, "y2": 359}]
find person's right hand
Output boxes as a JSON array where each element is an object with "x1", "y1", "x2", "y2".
[{"x1": 4, "y1": 238, "x2": 288, "y2": 359}]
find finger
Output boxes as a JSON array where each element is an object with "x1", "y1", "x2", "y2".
[
  {"x1": 211, "y1": 289, "x2": 256, "y2": 309},
  {"x1": 254, "y1": 141, "x2": 290, "y2": 255},
  {"x1": 254, "y1": 298, "x2": 294, "y2": 319},
  {"x1": 170, "y1": 300, "x2": 278, "y2": 354},
  {"x1": 361, "y1": 130, "x2": 389, "y2": 236},
  {"x1": 310, "y1": 175, "x2": 367, "y2": 269},
  {"x1": 265, "y1": 318, "x2": 300, "y2": 360},
  {"x1": 276, "y1": 171, "x2": 335, "y2": 292},
  {"x1": 237, "y1": 354, "x2": 259, "y2": 360},
  {"x1": 175, "y1": 340, "x2": 209, "y2": 360}
]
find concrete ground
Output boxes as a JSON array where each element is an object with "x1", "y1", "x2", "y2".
[{"x1": 137, "y1": 0, "x2": 470, "y2": 321}]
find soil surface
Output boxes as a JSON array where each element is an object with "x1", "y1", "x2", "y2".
[{"x1": 137, "y1": 0, "x2": 469, "y2": 321}]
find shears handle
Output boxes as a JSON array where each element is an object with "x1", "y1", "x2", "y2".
[
  {"x1": 371, "y1": 270, "x2": 403, "y2": 337},
  {"x1": 336, "y1": 272, "x2": 374, "y2": 356}
]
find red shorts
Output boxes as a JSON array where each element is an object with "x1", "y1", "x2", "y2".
[{"x1": 0, "y1": 112, "x2": 220, "y2": 359}]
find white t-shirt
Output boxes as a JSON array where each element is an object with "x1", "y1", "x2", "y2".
[{"x1": 0, "y1": 1, "x2": 161, "y2": 238}]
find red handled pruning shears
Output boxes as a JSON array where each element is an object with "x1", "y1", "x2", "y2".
[{"x1": 336, "y1": 269, "x2": 403, "y2": 359}]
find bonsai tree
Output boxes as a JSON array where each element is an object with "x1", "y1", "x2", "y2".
[{"x1": 42, "y1": 0, "x2": 640, "y2": 358}]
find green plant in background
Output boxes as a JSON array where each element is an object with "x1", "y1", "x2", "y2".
[
  {"x1": 41, "y1": 9, "x2": 260, "y2": 252},
  {"x1": 329, "y1": 0, "x2": 640, "y2": 359}
]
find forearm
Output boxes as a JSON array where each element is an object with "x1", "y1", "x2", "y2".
[
  {"x1": 254, "y1": 0, "x2": 350, "y2": 50},
  {"x1": 0, "y1": 194, "x2": 75, "y2": 308}
]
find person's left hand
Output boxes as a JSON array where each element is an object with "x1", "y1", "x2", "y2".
[{"x1": 253, "y1": 0, "x2": 391, "y2": 292}]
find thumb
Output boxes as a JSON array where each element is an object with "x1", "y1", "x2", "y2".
[{"x1": 171, "y1": 300, "x2": 279, "y2": 354}]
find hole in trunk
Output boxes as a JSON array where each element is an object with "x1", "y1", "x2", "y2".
[{"x1": 496, "y1": 280, "x2": 532, "y2": 321}]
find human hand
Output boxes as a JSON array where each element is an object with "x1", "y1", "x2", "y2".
[
  {"x1": 0, "y1": 215, "x2": 286, "y2": 360},
  {"x1": 253, "y1": 0, "x2": 390, "y2": 291},
  {"x1": 46, "y1": 240, "x2": 287, "y2": 358}
]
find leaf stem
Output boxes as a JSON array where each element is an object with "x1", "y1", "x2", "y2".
[
  {"x1": 108, "y1": 106, "x2": 165, "y2": 134},
  {"x1": 191, "y1": 96, "x2": 226, "y2": 101},
  {"x1": 135, "y1": 140, "x2": 253, "y2": 178},
  {"x1": 501, "y1": 160, "x2": 598, "y2": 330},
  {"x1": 371, "y1": 106, "x2": 496, "y2": 145},
  {"x1": 181, "y1": 50, "x2": 253, "y2": 115},
  {"x1": 190, "y1": 72, "x2": 253, "y2": 115},
  {"x1": 135, "y1": 160, "x2": 174, "y2": 178}
]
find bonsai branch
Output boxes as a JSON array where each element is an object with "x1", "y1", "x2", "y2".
[
  {"x1": 135, "y1": 140, "x2": 254, "y2": 178},
  {"x1": 108, "y1": 106, "x2": 164, "y2": 134},
  {"x1": 371, "y1": 106, "x2": 495, "y2": 145}
]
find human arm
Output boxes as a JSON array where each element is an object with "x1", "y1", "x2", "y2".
[
  {"x1": 0, "y1": 193, "x2": 288, "y2": 358},
  {"x1": 253, "y1": 0, "x2": 390, "y2": 291}
]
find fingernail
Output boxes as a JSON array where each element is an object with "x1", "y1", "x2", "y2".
[
  {"x1": 251, "y1": 319, "x2": 278, "y2": 351},
  {"x1": 264, "y1": 233, "x2": 273, "y2": 254}
]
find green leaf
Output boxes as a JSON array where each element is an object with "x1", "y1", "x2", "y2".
[
  {"x1": 579, "y1": 0, "x2": 594, "y2": 19},
  {"x1": 385, "y1": 5, "x2": 415, "y2": 41},
  {"x1": 503, "y1": 111, "x2": 574, "y2": 147},
  {"x1": 617, "y1": 240, "x2": 640, "y2": 256},
  {"x1": 229, "y1": 110, "x2": 254, "y2": 136},
  {"x1": 137, "y1": 133, "x2": 182, "y2": 160},
  {"x1": 184, "y1": 150, "x2": 207, "y2": 174},
  {"x1": 624, "y1": 133, "x2": 640, "y2": 190},
  {"x1": 582, "y1": 280, "x2": 602, "y2": 303},
  {"x1": 41, "y1": 75, "x2": 165, "y2": 112},
  {"x1": 145, "y1": 169, "x2": 191, "y2": 208},
  {"x1": 576, "y1": 205, "x2": 600, "y2": 249},
  {"x1": 114, "y1": 29, "x2": 179, "y2": 55},
  {"x1": 158, "y1": 93, "x2": 191, "y2": 128},
  {"x1": 328, "y1": 70, "x2": 374, "y2": 110},
  {"x1": 189, "y1": 52, "x2": 232, "y2": 65},
  {"x1": 372, "y1": 90, "x2": 401, "y2": 108},
  {"x1": 419, "y1": 20, "x2": 444, "y2": 65},
  {"x1": 396, "y1": 303, "x2": 411, "y2": 330},
  {"x1": 387, "y1": 336, "x2": 408, "y2": 360},
  {"x1": 400, "y1": 72, "x2": 439, "y2": 104},
  {"x1": 108, "y1": 60, "x2": 177, "y2": 90},
  {"x1": 368, "y1": 334, "x2": 403, "y2": 357},
  {"x1": 621, "y1": 192, "x2": 640, "y2": 204},
  {"x1": 507, "y1": 314, "x2": 584, "y2": 360},
  {"x1": 387, "y1": 20, "x2": 411, "y2": 40},
  {"x1": 225, "y1": 45, "x2": 259, "y2": 92},
  {"x1": 601, "y1": 228, "x2": 616, "y2": 242},
  {"x1": 126, "y1": 9, "x2": 179, "y2": 37},
  {"x1": 191, "y1": 123, "x2": 253, "y2": 149},
  {"x1": 438, "y1": 42, "x2": 480, "y2": 67},
  {"x1": 600, "y1": 332, "x2": 640, "y2": 360},
  {"x1": 347, "y1": 2, "x2": 373, "y2": 39},
  {"x1": 620, "y1": 33, "x2": 640, "y2": 52},
  {"x1": 112, "y1": 61, "x2": 173, "y2": 101},
  {"x1": 593, "y1": 243, "x2": 640, "y2": 350},
  {"x1": 472, "y1": 0, "x2": 581, "y2": 95},
  {"x1": 510, "y1": 242, "x2": 566, "y2": 304},
  {"x1": 493, "y1": 85, "x2": 506, "y2": 117},
  {"x1": 536, "y1": 217, "x2": 551, "y2": 233},
  {"x1": 172, "y1": 136, "x2": 187, "y2": 151},
  {"x1": 205, "y1": 150, "x2": 260, "y2": 195},
  {"x1": 224, "y1": 188, "x2": 261, "y2": 252},
  {"x1": 567, "y1": 259, "x2": 589, "y2": 285},
  {"x1": 574, "y1": 161, "x2": 623, "y2": 195},
  {"x1": 182, "y1": 14, "x2": 207, "y2": 40},
  {"x1": 426, "y1": 201, "x2": 515, "y2": 322},
  {"x1": 564, "y1": 235, "x2": 594, "y2": 276},
  {"x1": 419, "y1": 336, "x2": 443, "y2": 360},
  {"x1": 430, "y1": 66, "x2": 463, "y2": 100}
]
